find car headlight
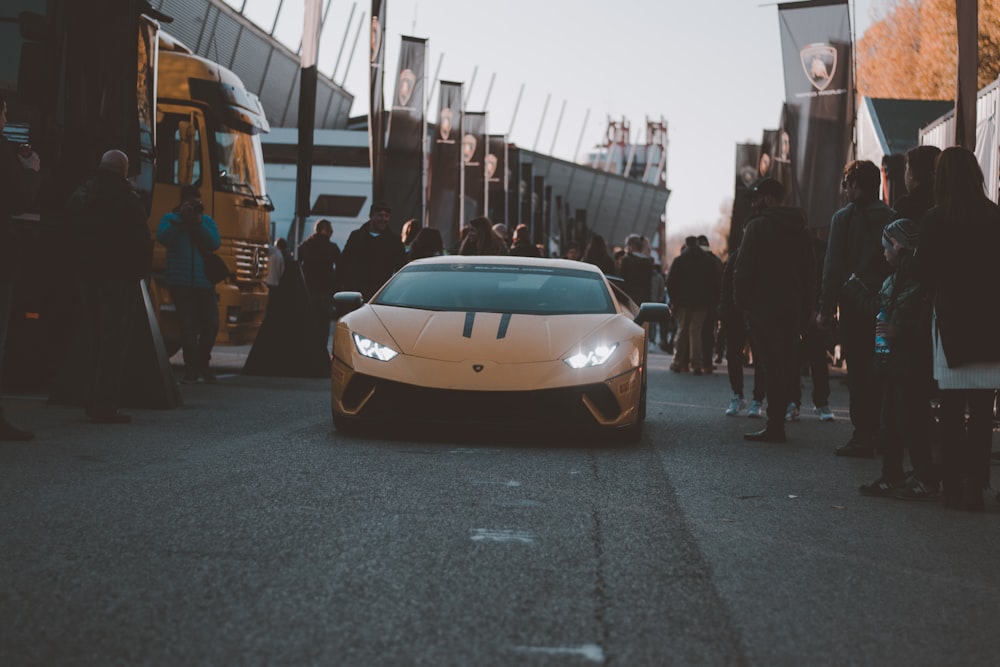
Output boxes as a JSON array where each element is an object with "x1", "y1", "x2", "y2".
[
  {"x1": 352, "y1": 332, "x2": 399, "y2": 361},
  {"x1": 563, "y1": 343, "x2": 618, "y2": 369}
]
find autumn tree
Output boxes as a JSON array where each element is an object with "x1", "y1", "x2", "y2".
[{"x1": 857, "y1": 0, "x2": 1000, "y2": 99}]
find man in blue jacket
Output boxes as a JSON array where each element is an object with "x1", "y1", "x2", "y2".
[{"x1": 157, "y1": 185, "x2": 221, "y2": 383}]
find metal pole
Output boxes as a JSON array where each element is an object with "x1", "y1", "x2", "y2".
[
  {"x1": 338, "y1": 10, "x2": 366, "y2": 87},
  {"x1": 482, "y1": 72, "x2": 496, "y2": 110},
  {"x1": 532, "y1": 93, "x2": 551, "y2": 152},
  {"x1": 572, "y1": 108, "x2": 591, "y2": 164},
  {"x1": 269, "y1": 0, "x2": 285, "y2": 35},
  {"x1": 508, "y1": 83, "x2": 525, "y2": 136},
  {"x1": 548, "y1": 98, "x2": 567, "y2": 156},
  {"x1": 331, "y1": 3, "x2": 357, "y2": 82},
  {"x1": 464, "y1": 66, "x2": 478, "y2": 107}
]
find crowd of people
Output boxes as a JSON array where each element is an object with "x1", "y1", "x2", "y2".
[
  {"x1": 2, "y1": 96, "x2": 997, "y2": 512},
  {"x1": 723, "y1": 147, "x2": 1000, "y2": 511}
]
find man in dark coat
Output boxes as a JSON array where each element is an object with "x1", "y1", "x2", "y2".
[
  {"x1": 338, "y1": 201, "x2": 407, "y2": 300},
  {"x1": 816, "y1": 160, "x2": 897, "y2": 456},
  {"x1": 734, "y1": 178, "x2": 815, "y2": 442},
  {"x1": 298, "y1": 218, "x2": 342, "y2": 352},
  {"x1": 666, "y1": 235, "x2": 721, "y2": 375},
  {"x1": 0, "y1": 94, "x2": 40, "y2": 440},
  {"x1": 68, "y1": 149, "x2": 152, "y2": 423}
]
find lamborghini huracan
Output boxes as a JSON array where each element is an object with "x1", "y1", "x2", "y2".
[{"x1": 330, "y1": 256, "x2": 669, "y2": 441}]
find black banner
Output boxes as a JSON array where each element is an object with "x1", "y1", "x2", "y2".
[
  {"x1": 428, "y1": 80, "x2": 463, "y2": 251},
  {"x1": 385, "y1": 36, "x2": 427, "y2": 228},
  {"x1": 369, "y1": 0, "x2": 387, "y2": 203},
  {"x1": 507, "y1": 145, "x2": 521, "y2": 229},
  {"x1": 730, "y1": 142, "x2": 761, "y2": 253},
  {"x1": 461, "y1": 111, "x2": 487, "y2": 224},
  {"x1": 778, "y1": 0, "x2": 853, "y2": 228},
  {"x1": 520, "y1": 161, "x2": 533, "y2": 244},
  {"x1": 487, "y1": 135, "x2": 508, "y2": 225}
]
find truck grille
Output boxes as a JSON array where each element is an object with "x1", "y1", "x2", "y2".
[{"x1": 224, "y1": 239, "x2": 269, "y2": 284}]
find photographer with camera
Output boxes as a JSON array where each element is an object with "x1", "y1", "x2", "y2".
[{"x1": 157, "y1": 185, "x2": 221, "y2": 383}]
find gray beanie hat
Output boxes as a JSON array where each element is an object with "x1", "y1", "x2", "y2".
[{"x1": 882, "y1": 217, "x2": 919, "y2": 251}]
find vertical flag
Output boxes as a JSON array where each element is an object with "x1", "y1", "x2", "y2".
[
  {"x1": 955, "y1": 0, "x2": 978, "y2": 150},
  {"x1": 294, "y1": 0, "x2": 322, "y2": 251},
  {"x1": 461, "y1": 112, "x2": 487, "y2": 223},
  {"x1": 520, "y1": 162, "x2": 533, "y2": 245},
  {"x1": 507, "y1": 144, "x2": 521, "y2": 229},
  {"x1": 730, "y1": 142, "x2": 761, "y2": 253},
  {"x1": 777, "y1": 0, "x2": 853, "y2": 228},
  {"x1": 487, "y1": 135, "x2": 508, "y2": 225},
  {"x1": 428, "y1": 80, "x2": 464, "y2": 252},
  {"x1": 385, "y1": 36, "x2": 427, "y2": 228},
  {"x1": 369, "y1": 0, "x2": 387, "y2": 203}
]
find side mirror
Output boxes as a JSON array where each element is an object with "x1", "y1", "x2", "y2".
[
  {"x1": 333, "y1": 291, "x2": 364, "y2": 317},
  {"x1": 634, "y1": 302, "x2": 671, "y2": 325}
]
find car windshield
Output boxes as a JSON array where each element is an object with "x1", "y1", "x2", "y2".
[{"x1": 373, "y1": 263, "x2": 616, "y2": 315}]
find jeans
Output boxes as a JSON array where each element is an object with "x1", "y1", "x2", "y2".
[
  {"x1": 791, "y1": 324, "x2": 831, "y2": 407},
  {"x1": 169, "y1": 286, "x2": 219, "y2": 376}
]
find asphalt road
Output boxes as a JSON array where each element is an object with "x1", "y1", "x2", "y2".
[{"x1": 1, "y1": 349, "x2": 998, "y2": 666}]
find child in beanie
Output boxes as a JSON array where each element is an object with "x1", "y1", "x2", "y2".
[{"x1": 842, "y1": 217, "x2": 937, "y2": 499}]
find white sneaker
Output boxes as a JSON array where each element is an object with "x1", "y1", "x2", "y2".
[
  {"x1": 785, "y1": 402, "x2": 800, "y2": 422},
  {"x1": 747, "y1": 400, "x2": 764, "y2": 418},
  {"x1": 814, "y1": 405, "x2": 835, "y2": 421},
  {"x1": 725, "y1": 395, "x2": 746, "y2": 416}
]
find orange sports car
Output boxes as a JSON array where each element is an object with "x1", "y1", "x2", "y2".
[{"x1": 330, "y1": 256, "x2": 668, "y2": 441}]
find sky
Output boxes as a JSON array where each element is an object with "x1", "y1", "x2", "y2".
[{"x1": 233, "y1": 0, "x2": 880, "y2": 237}]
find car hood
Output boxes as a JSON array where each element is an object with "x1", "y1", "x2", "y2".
[{"x1": 367, "y1": 306, "x2": 621, "y2": 363}]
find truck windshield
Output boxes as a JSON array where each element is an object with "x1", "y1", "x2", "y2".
[{"x1": 214, "y1": 126, "x2": 266, "y2": 197}]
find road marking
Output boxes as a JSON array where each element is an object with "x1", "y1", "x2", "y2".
[
  {"x1": 471, "y1": 480, "x2": 521, "y2": 487},
  {"x1": 491, "y1": 499, "x2": 543, "y2": 508},
  {"x1": 510, "y1": 644, "x2": 605, "y2": 662},
  {"x1": 471, "y1": 529, "x2": 535, "y2": 544}
]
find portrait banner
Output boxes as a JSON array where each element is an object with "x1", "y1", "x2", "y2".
[
  {"x1": 487, "y1": 134, "x2": 508, "y2": 225},
  {"x1": 385, "y1": 36, "x2": 427, "y2": 227},
  {"x1": 369, "y1": 0, "x2": 387, "y2": 202},
  {"x1": 428, "y1": 80, "x2": 464, "y2": 251},
  {"x1": 778, "y1": 0, "x2": 853, "y2": 229},
  {"x1": 461, "y1": 111, "x2": 487, "y2": 224}
]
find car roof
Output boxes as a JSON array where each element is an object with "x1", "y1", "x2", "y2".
[{"x1": 403, "y1": 255, "x2": 605, "y2": 274}]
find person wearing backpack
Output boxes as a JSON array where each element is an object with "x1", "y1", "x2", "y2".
[{"x1": 157, "y1": 185, "x2": 221, "y2": 384}]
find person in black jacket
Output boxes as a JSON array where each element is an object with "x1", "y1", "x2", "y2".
[
  {"x1": 298, "y1": 218, "x2": 342, "y2": 352},
  {"x1": 734, "y1": 178, "x2": 815, "y2": 442},
  {"x1": 666, "y1": 236, "x2": 721, "y2": 375},
  {"x1": 817, "y1": 160, "x2": 897, "y2": 457},
  {"x1": 338, "y1": 201, "x2": 407, "y2": 301},
  {"x1": 67, "y1": 150, "x2": 152, "y2": 423},
  {"x1": 0, "y1": 94, "x2": 40, "y2": 439}
]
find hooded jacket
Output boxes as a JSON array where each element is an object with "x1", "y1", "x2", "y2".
[
  {"x1": 733, "y1": 205, "x2": 814, "y2": 330},
  {"x1": 156, "y1": 208, "x2": 221, "y2": 288}
]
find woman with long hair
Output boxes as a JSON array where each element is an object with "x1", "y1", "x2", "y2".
[
  {"x1": 407, "y1": 227, "x2": 445, "y2": 261},
  {"x1": 914, "y1": 146, "x2": 1000, "y2": 511},
  {"x1": 582, "y1": 234, "x2": 616, "y2": 276},
  {"x1": 459, "y1": 216, "x2": 508, "y2": 256}
]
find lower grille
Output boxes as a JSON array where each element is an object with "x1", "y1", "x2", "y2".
[{"x1": 342, "y1": 375, "x2": 621, "y2": 427}]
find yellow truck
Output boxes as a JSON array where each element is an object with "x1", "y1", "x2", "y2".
[{"x1": 150, "y1": 33, "x2": 273, "y2": 349}]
